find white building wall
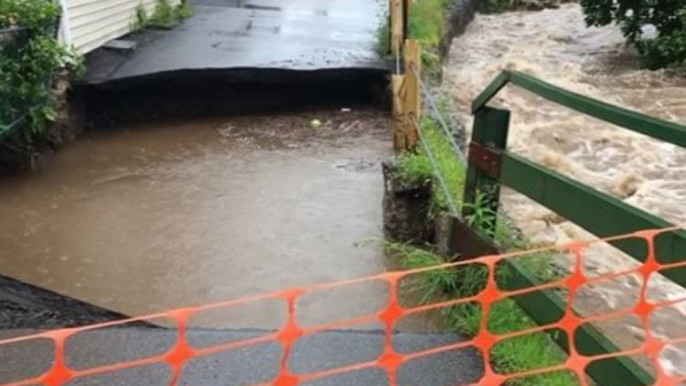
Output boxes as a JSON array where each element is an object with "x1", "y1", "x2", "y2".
[{"x1": 62, "y1": 0, "x2": 181, "y2": 54}]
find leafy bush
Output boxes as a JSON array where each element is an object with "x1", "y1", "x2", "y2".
[
  {"x1": 581, "y1": 0, "x2": 686, "y2": 69},
  {"x1": 0, "y1": 0, "x2": 80, "y2": 133},
  {"x1": 150, "y1": 0, "x2": 176, "y2": 29},
  {"x1": 131, "y1": 4, "x2": 149, "y2": 32},
  {"x1": 175, "y1": 0, "x2": 194, "y2": 20},
  {"x1": 0, "y1": 0, "x2": 59, "y2": 31},
  {"x1": 136, "y1": 0, "x2": 193, "y2": 31}
]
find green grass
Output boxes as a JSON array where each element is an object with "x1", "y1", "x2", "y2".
[
  {"x1": 388, "y1": 242, "x2": 578, "y2": 386},
  {"x1": 374, "y1": 0, "x2": 451, "y2": 70},
  {"x1": 407, "y1": 0, "x2": 452, "y2": 49},
  {"x1": 406, "y1": 0, "x2": 452, "y2": 71},
  {"x1": 385, "y1": 243, "x2": 469, "y2": 300},
  {"x1": 394, "y1": 117, "x2": 466, "y2": 215},
  {"x1": 391, "y1": 114, "x2": 577, "y2": 386}
]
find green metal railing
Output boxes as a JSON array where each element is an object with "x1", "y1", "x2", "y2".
[{"x1": 463, "y1": 70, "x2": 686, "y2": 386}]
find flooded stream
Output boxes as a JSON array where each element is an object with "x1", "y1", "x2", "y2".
[
  {"x1": 0, "y1": 110, "x2": 394, "y2": 329},
  {"x1": 446, "y1": 4, "x2": 686, "y2": 234},
  {"x1": 445, "y1": 4, "x2": 686, "y2": 376}
]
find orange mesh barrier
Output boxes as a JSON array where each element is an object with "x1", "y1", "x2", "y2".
[{"x1": 1, "y1": 227, "x2": 686, "y2": 386}]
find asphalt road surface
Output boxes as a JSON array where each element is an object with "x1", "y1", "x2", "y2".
[{"x1": 0, "y1": 328, "x2": 483, "y2": 386}]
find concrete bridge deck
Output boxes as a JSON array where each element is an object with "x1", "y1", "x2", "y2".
[{"x1": 84, "y1": 0, "x2": 389, "y2": 85}]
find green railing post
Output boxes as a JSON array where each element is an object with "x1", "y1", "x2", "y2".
[{"x1": 463, "y1": 106, "x2": 510, "y2": 237}]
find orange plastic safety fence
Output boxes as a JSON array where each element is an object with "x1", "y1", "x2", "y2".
[{"x1": 1, "y1": 227, "x2": 686, "y2": 386}]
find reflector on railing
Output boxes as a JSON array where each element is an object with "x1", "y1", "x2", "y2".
[{"x1": 1, "y1": 227, "x2": 685, "y2": 386}]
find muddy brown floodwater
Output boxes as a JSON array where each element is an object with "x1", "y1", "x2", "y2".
[
  {"x1": 0, "y1": 109, "x2": 401, "y2": 330},
  {"x1": 445, "y1": 4, "x2": 686, "y2": 376}
]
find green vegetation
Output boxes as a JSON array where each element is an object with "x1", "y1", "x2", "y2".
[
  {"x1": 581, "y1": 0, "x2": 686, "y2": 69},
  {"x1": 406, "y1": 0, "x2": 450, "y2": 70},
  {"x1": 376, "y1": 20, "x2": 390, "y2": 56},
  {"x1": 131, "y1": 4, "x2": 149, "y2": 32},
  {"x1": 176, "y1": 0, "x2": 194, "y2": 20},
  {"x1": 389, "y1": 0, "x2": 526, "y2": 70},
  {"x1": 150, "y1": 0, "x2": 178, "y2": 29},
  {"x1": 133, "y1": 0, "x2": 193, "y2": 32},
  {"x1": 386, "y1": 240, "x2": 577, "y2": 386},
  {"x1": 391, "y1": 109, "x2": 575, "y2": 386},
  {"x1": 402, "y1": 0, "x2": 512, "y2": 69},
  {"x1": 395, "y1": 117, "x2": 465, "y2": 215},
  {"x1": 375, "y1": 0, "x2": 448, "y2": 62},
  {"x1": 0, "y1": 0, "x2": 82, "y2": 134},
  {"x1": 407, "y1": 0, "x2": 451, "y2": 49}
]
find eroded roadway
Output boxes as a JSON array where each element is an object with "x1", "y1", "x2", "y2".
[
  {"x1": 85, "y1": 0, "x2": 389, "y2": 84},
  {"x1": 0, "y1": 1, "x2": 482, "y2": 384}
]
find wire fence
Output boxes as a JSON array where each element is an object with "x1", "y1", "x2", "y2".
[
  {"x1": 401, "y1": 61, "x2": 465, "y2": 218},
  {"x1": 409, "y1": 65, "x2": 467, "y2": 165},
  {"x1": 411, "y1": 115, "x2": 460, "y2": 217}
]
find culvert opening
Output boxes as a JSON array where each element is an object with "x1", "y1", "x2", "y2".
[{"x1": 78, "y1": 68, "x2": 391, "y2": 129}]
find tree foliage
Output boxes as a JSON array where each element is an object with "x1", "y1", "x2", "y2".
[
  {"x1": 0, "y1": 0, "x2": 81, "y2": 133},
  {"x1": 581, "y1": 0, "x2": 686, "y2": 69}
]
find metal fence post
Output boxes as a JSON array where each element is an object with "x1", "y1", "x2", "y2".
[{"x1": 462, "y1": 107, "x2": 510, "y2": 236}]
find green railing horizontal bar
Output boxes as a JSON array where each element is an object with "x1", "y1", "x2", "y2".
[
  {"x1": 471, "y1": 72, "x2": 510, "y2": 116},
  {"x1": 471, "y1": 71, "x2": 686, "y2": 149},
  {"x1": 504, "y1": 260, "x2": 654, "y2": 386},
  {"x1": 466, "y1": 71, "x2": 679, "y2": 386},
  {"x1": 500, "y1": 152, "x2": 686, "y2": 286},
  {"x1": 448, "y1": 220, "x2": 654, "y2": 386}
]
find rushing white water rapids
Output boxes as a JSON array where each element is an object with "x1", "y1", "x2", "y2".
[{"x1": 444, "y1": 4, "x2": 686, "y2": 377}]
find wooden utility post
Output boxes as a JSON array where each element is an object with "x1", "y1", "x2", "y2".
[
  {"x1": 390, "y1": 0, "x2": 404, "y2": 56},
  {"x1": 392, "y1": 39, "x2": 421, "y2": 152},
  {"x1": 389, "y1": 0, "x2": 420, "y2": 152},
  {"x1": 403, "y1": 39, "x2": 421, "y2": 150},
  {"x1": 402, "y1": 0, "x2": 410, "y2": 41},
  {"x1": 392, "y1": 75, "x2": 407, "y2": 151}
]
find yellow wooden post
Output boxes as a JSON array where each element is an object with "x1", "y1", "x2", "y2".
[
  {"x1": 390, "y1": 0, "x2": 404, "y2": 56},
  {"x1": 392, "y1": 75, "x2": 407, "y2": 151},
  {"x1": 404, "y1": 39, "x2": 421, "y2": 150}
]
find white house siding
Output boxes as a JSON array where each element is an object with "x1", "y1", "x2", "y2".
[{"x1": 64, "y1": 0, "x2": 180, "y2": 54}]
